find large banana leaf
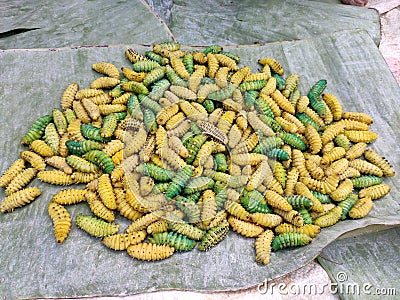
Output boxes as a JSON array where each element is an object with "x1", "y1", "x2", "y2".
[
  {"x1": 0, "y1": 29, "x2": 399, "y2": 299},
  {"x1": 0, "y1": 0, "x2": 173, "y2": 49},
  {"x1": 167, "y1": 0, "x2": 380, "y2": 45},
  {"x1": 318, "y1": 226, "x2": 400, "y2": 300}
]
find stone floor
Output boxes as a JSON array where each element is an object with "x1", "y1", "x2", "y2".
[
  {"x1": 57, "y1": 1, "x2": 399, "y2": 299},
  {"x1": 370, "y1": 0, "x2": 400, "y2": 84}
]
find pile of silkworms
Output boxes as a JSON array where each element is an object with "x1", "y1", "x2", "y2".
[{"x1": 0, "y1": 42, "x2": 395, "y2": 264}]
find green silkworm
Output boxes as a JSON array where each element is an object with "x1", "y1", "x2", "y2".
[
  {"x1": 351, "y1": 175, "x2": 383, "y2": 188},
  {"x1": 135, "y1": 163, "x2": 175, "y2": 182},
  {"x1": 132, "y1": 60, "x2": 160, "y2": 72},
  {"x1": 202, "y1": 99, "x2": 215, "y2": 113},
  {"x1": 184, "y1": 176, "x2": 215, "y2": 194},
  {"x1": 198, "y1": 219, "x2": 229, "y2": 251},
  {"x1": 149, "y1": 232, "x2": 196, "y2": 251},
  {"x1": 310, "y1": 191, "x2": 332, "y2": 204},
  {"x1": 296, "y1": 113, "x2": 320, "y2": 131},
  {"x1": 338, "y1": 194, "x2": 358, "y2": 220},
  {"x1": 244, "y1": 90, "x2": 259, "y2": 108},
  {"x1": 254, "y1": 97, "x2": 275, "y2": 119},
  {"x1": 83, "y1": 150, "x2": 115, "y2": 174},
  {"x1": 185, "y1": 134, "x2": 208, "y2": 164},
  {"x1": 81, "y1": 124, "x2": 112, "y2": 143},
  {"x1": 145, "y1": 51, "x2": 169, "y2": 65},
  {"x1": 308, "y1": 79, "x2": 327, "y2": 98},
  {"x1": 182, "y1": 53, "x2": 194, "y2": 75},
  {"x1": 308, "y1": 80, "x2": 328, "y2": 117},
  {"x1": 258, "y1": 115, "x2": 283, "y2": 132},
  {"x1": 65, "y1": 140, "x2": 103, "y2": 156},
  {"x1": 190, "y1": 122, "x2": 203, "y2": 135},
  {"x1": 215, "y1": 189, "x2": 227, "y2": 211},
  {"x1": 21, "y1": 115, "x2": 53, "y2": 145},
  {"x1": 203, "y1": 45, "x2": 223, "y2": 55},
  {"x1": 143, "y1": 108, "x2": 157, "y2": 134},
  {"x1": 138, "y1": 94, "x2": 163, "y2": 114},
  {"x1": 142, "y1": 67, "x2": 166, "y2": 87},
  {"x1": 214, "y1": 153, "x2": 228, "y2": 172},
  {"x1": 267, "y1": 148, "x2": 290, "y2": 161},
  {"x1": 64, "y1": 109, "x2": 77, "y2": 124},
  {"x1": 109, "y1": 84, "x2": 123, "y2": 98},
  {"x1": 127, "y1": 94, "x2": 142, "y2": 118},
  {"x1": 165, "y1": 165, "x2": 195, "y2": 199},
  {"x1": 65, "y1": 155, "x2": 100, "y2": 173},
  {"x1": 121, "y1": 81, "x2": 149, "y2": 95},
  {"x1": 272, "y1": 74, "x2": 286, "y2": 90},
  {"x1": 277, "y1": 132, "x2": 307, "y2": 151},
  {"x1": 284, "y1": 195, "x2": 314, "y2": 210},
  {"x1": 148, "y1": 79, "x2": 170, "y2": 101},
  {"x1": 239, "y1": 80, "x2": 266, "y2": 91},
  {"x1": 207, "y1": 84, "x2": 236, "y2": 101},
  {"x1": 168, "y1": 221, "x2": 205, "y2": 240},
  {"x1": 75, "y1": 214, "x2": 119, "y2": 237},
  {"x1": 271, "y1": 232, "x2": 312, "y2": 251},
  {"x1": 334, "y1": 134, "x2": 351, "y2": 150},
  {"x1": 152, "y1": 182, "x2": 170, "y2": 194},
  {"x1": 186, "y1": 191, "x2": 202, "y2": 203},
  {"x1": 240, "y1": 190, "x2": 273, "y2": 214},
  {"x1": 297, "y1": 208, "x2": 313, "y2": 225},
  {"x1": 165, "y1": 65, "x2": 188, "y2": 87},
  {"x1": 101, "y1": 113, "x2": 118, "y2": 138},
  {"x1": 253, "y1": 136, "x2": 283, "y2": 154}
]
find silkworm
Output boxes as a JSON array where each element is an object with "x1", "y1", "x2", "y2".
[
  {"x1": 102, "y1": 231, "x2": 147, "y2": 251},
  {"x1": 0, "y1": 187, "x2": 41, "y2": 213},
  {"x1": 358, "y1": 184, "x2": 390, "y2": 200},
  {"x1": 52, "y1": 189, "x2": 87, "y2": 205},
  {"x1": 21, "y1": 115, "x2": 53, "y2": 145},
  {"x1": 92, "y1": 62, "x2": 120, "y2": 79},
  {"x1": 255, "y1": 230, "x2": 274, "y2": 265},
  {"x1": 61, "y1": 83, "x2": 79, "y2": 110},
  {"x1": 0, "y1": 159, "x2": 25, "y2": 188},
  {"x1": 314, "y1": 206, "x2": 342, "y2": 227},
  {"x1": 304, "y1": 125, "x2": 322, "y2": 154},
  {"x1": 127, "y1": 243, "x2": 174, "y2": 261},
  {"x1": 85, "y1": 190, "x2": 115, "y2": 222},
  {"x1": 48, "y1": 202, "x2": 71, "y2": 243},
  {"x1": 344, "y1": 130, "x2": 378, "y2": 143},
  {"x1": 275, "y1": 223, "x2": 320, "y2": 238},
  {"x1": 83, "y1": 150, "x2": 115, "y2": 174},
  {"x1": 5, "y1": 168, "x2": 38, "y2": 196},
  {"x1": 271, "y1": 232, "x2": 312, "y2": 251},
  {"x1": 75, "y1": 214, "x2": 119, "y2": 237},
  {"x1": 197, "y1": 219, "x2": 229, "y2": 251},
  {"x1": 149, "y1": 231, "x2": 196, "y2": 251},
  {"x1": 364, "y1": 149, "x2": 395, "y2": 177},
  {"x1": 348, "y1": 197, "x2": 373, "y2": 219}
]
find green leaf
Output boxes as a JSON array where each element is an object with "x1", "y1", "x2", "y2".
[
  {"x1": 167, "y1": 0, "x2": 380, "y2": 45},
  {"x1": 0, "y1": 0, "x2": 173, "y2": 49},
  {"x1": 318, "y1": 226, "x2": 400, "y2": 300}
]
